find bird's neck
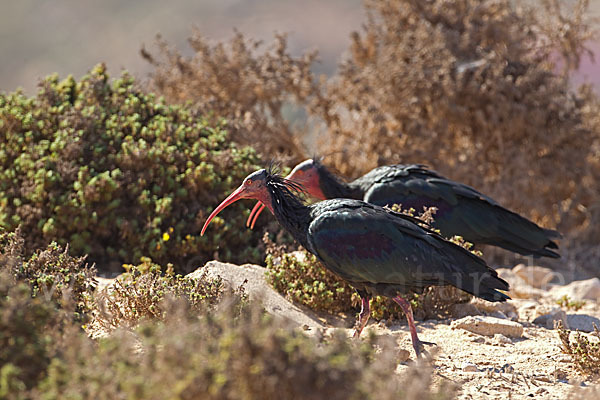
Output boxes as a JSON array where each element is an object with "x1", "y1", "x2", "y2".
[
  {"x1": 317, "y1": 165, "x2": 364, "y2": 199},
  {"x1": 268, "y1": 187, "x2": 313, "y2": 248}
]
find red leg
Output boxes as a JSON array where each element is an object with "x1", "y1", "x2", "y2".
[
  {"x1": 392, "y1": 295, "x2": 433, "y2": 357},
  {"x1": 353, "y1": 295, "x2": 371, "y2": 338}
]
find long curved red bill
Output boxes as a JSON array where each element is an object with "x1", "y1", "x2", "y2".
[
  {"x1": 201, "y1": 186, "x2": 245, "y2": 236},
  {"x1": 246, "y1": 201, "x2": 264, "y2": 228}
]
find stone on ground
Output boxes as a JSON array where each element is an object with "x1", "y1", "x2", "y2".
[
  {"x1": 496, "y1": 268, "x2": 546, "y2": 299},
  {"x1": 451, "y1": 315, "x2": 524, "y2": 338},
  {"x1": 566, "y1": 314, "x2": 600, "y2": 333},
  {"x1": 550, "y1": 278, "x2": 600, "y2": 302},
  {"x1": 187, "y1": 261, "x2": 333, "y2": 330},
  {"x1": 532, "y1": 307, "x2": 569, "y2": 330},
  {"x1": 513, "y1": 264, "x2": 558, "y2": 289}
]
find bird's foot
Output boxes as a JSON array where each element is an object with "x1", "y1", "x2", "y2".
[{"x1": 414, "y1": 340, "x2": 437, "y2": 358}]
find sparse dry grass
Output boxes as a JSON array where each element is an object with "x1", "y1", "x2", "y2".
[
  {"x1": 0, "y1": 228, "x2": 96, "y2": 322},
  {"x1": 558, "y1": 321, "x2": 600, "y2": 377},
  {"x1": 311, "y1": 0, "x2": 599, "y2": 238},
  {"x1": 96, "y1": 257, "x2": 240, "y2": 329}
]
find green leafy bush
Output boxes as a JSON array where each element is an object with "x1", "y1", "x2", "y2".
[
  {"x1": 0, "y1": 229, "x2": 96, "y2": 397},
  {"x1": 0, "y1": 64, "x2": 263, "y2": 273},
  {"x1": 0, "y1": 272, "x2": 66, "y2": 398}
]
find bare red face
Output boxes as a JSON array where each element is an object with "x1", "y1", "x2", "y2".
[
  {"x1": 286, "y1": 160, "x2": 326, "y2": 201},
  {"x1": 201, "y1": 170, "x2": 273, "y2": 236},
  {"x1": 246, "y1": 159, "x2": 325, "y2": 229}
]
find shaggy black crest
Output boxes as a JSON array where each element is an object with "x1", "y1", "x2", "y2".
[
  {"x1": 263, "y1": 166, "x2": 312, "y2": 248},
  {"x1": 265, "y1": 164, "x2": 306, "y2": 197}
]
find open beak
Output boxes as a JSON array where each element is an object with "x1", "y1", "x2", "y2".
[
  {"x1": 246, "y1": 202, "x2": 266, "y2": 229},
  {"x1": 246, "y1": 171, "x2": 306, "y2": 230},
  {"x1": 246, "y1": 172, "x2": 302, "y2": 229},
  {"x1": 201, "y1": 185, "x2": 246, "y2": 236}
]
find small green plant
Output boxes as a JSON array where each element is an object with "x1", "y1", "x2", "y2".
[
  {"x1": 558, "y1": 321, "x2": 600, "y2": 376},
  {"x1": 98, "y1": 256, "x2": 244, "y2": 328},
  {"x1": 265, "y1": 236, "x2": 354, "y2": 314},
  {"x1": 0, "y1": 229, "x2": 99, "y2": 397},
  {"x1": 556, "y1": 295, "x2": 586, "y2": 311},
  {"x1": 388, "y1": 204, "x2": 483, "y2": 257}
]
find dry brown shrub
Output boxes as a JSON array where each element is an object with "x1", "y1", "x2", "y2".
[
  {"x1": 308, "y1": 0, "x2": 599, "y2": 250},
  {"x1": 568, "y1": 84, "x2": 600, "y2": 269},
  {"x1": 142, "y1": 31, "x2": 318, "y2": 163},
  {"x1": 37, "y1": 299, "x2": 454, "y2": 400}
]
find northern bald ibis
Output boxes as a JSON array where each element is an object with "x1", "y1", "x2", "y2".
[
  {"x1": 248, "y1": 160, "x2": 561, "y2": 258},
  {"x1": 202, "y1": 168, "x2": 510, "y2": 357}
]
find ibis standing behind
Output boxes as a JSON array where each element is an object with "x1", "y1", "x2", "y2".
[
  {"x1": 202, "y1": 168, "x2": 510, "y2": 357},
  {"x1": 248, "y1": 159, "x2": 561, "y2": 258}
]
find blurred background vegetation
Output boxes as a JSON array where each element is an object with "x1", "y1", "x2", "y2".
[
  {"x1": 1, "y1": 1, "x2": 597, "y2": 93},
  {"x1": 0, "y1": 0, "x2": 363, "y2": 93}
]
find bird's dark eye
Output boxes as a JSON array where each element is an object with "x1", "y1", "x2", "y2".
[{"x1": 245, "y1": 179, "x2": 252, "y2": 186}]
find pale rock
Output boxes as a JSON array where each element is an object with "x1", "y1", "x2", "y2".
[
  {"x1": 513, "y1": 264, "x2": 557, "y2": 289},
  {"x1": 451, "y1": 302, "x2": 481, "y2": 318},
  {"x1": 397, "y1": 349, "x2": 411, "y2": 362},
  {"x1": 550, "y1": 278, "x2": 600, "y2": 302},
  {"x1": 513, "y1": 300, "x2": 540, "y2": 321},
  {"x1": 532, "y1": 307, "x2": 568, "y2": 330},
  {"x1": 496, "y1": 268, "x2": 545, "y2": 299},
  {"x1": 470, "y1": 297, "x2": 518, "y2": 320},
  {"x1": 566, "y1": 314, "x2": 600, "y2": 333},
  {"x1": 451, "y1": 315, "x2": 524, "y2": 337},
  {"x1": 268, "y1": 250, "x2": 306, "y2": 267},
  {"x1": 462, "y1": 362, "x2": 479, "y2": 372},
  {"x1": 289, "y1": 250, "x2": 307, "y2": 263},
  {"x1": 489, "y1": 311, "x2": 508, "y2": 320},
  {"x1": 188, "y1": 261, "x2": 334, "y2": 330},
  {"x1": 493, "y1": 334, "x2": 512, "y2": 345}
]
